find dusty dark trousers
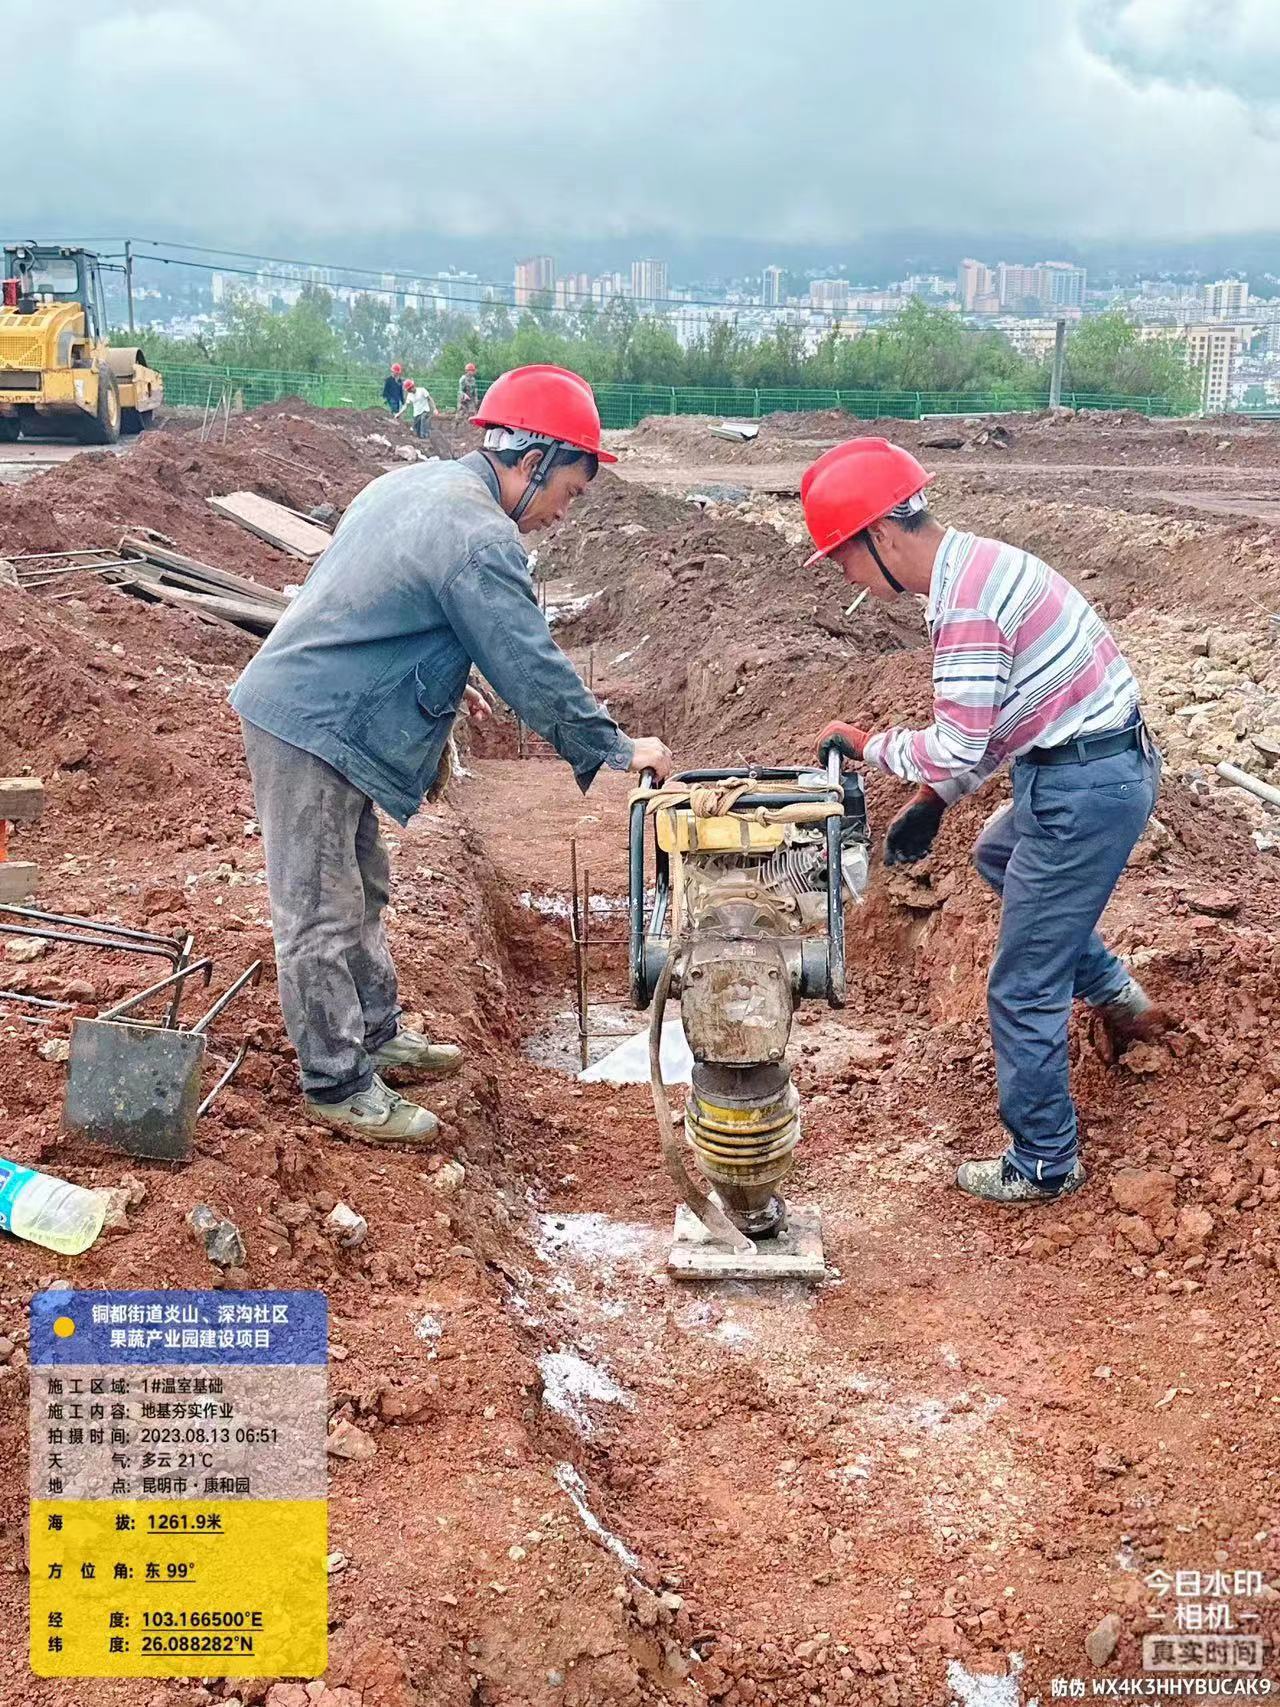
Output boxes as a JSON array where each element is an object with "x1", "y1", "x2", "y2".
[
  {"x1": 241, "y1": 718, "x2": 400, "y2": 1102},
  {"x1": 972, "y1": 742, "x2": 1158, "y2": 1182}
]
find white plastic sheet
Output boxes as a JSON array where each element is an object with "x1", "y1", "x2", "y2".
[{"x1": 578, "y1": 1017, "x2": 693, "y2": 1086}]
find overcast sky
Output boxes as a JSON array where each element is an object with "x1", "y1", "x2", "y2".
[{"x1": 10, "y1": 0, "x2": 1280, "y2": 254}]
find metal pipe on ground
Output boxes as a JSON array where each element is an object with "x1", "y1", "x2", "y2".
[
  {"x1": 1217, "y1": 761, "x2": 1280, "y2": 810},
  {"x1": 569, "y1": 838, "x2": 587, "y2": 1071},
  {"x1": 582, "y1": 864, "x2": 591, "y2": 1072},
  {"x1": 10, "y1": 550, "x2": 119, "y2": 562}
]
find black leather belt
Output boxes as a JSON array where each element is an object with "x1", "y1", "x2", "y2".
[{"x1": 1026, "y1": 722, "x2": 1142, "y2": 766}]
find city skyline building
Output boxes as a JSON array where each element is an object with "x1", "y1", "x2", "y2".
[
  {"x1": 514, "y1": 254, "x2": 555, "y2": 307},
  {"x1": 1202, "y1": 278, "x2": 1249, "y2": 318},
  {"x1": 958, "y1": 258, "x2": 995, "y2": 311},
  {"x1": 810, "y1": 278, "x2": 850, "y2": 312},
  {"x1": 1186, "y1": 323, "x2": 1237, "y2": 411},
  {"x1": 961, "y1": 257, "x2": 1087, "y2": 314},
  {"x1": 629, "y1": 258, "x2": 669, "y2": 306}
]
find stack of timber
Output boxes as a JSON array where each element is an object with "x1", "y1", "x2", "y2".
[{"x1": 115, "y1": 536, "x2": 288, "y2": 636}]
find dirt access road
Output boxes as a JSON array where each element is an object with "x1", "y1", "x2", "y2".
[{"x1": 0, "y1": 437, "x2": 131, "y2": 486}]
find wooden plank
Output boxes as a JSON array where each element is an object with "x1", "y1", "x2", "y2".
[
  {"x1": 0, "y1": 862, "x2": 39, "y2": 903},
  {"x1": 0, "y1": 779, "x2": 44, "y2": 824},
  {"x1": 117, "y1": 537, "x2": 288, "y2": 608},
  {"x1": 124, "y1": 557, "x2": 284, "y2": 611},
  {"x1": 121, "y1": 578, "x2": 279, "y2": 635},
  {"x1": 207, "y1": 492, "x2": 333, "y2": 560}
]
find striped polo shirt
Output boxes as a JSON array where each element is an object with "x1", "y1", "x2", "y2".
[{"x1": 862, "y1": 527, "x2": 1139, "y2": 805}]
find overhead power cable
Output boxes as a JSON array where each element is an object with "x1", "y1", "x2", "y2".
[{"x1": 128, "y1": 238, "x2": 895, "y2": 323}]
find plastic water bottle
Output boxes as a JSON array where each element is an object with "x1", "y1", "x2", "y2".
[{"x1": 0, "y1": 1158, "x2": 106, "y2": 1255}]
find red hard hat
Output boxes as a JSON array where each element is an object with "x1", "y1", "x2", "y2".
[
  {"x1": 801, "y1": 438, "x2": 933, "y2": 566},
  {"x1": 465, "y1": 362, "x2": 476, "y2": 373},
  {"x1": 391, "y1": 363, "x2": 402, "y2": 375},
  {"x1": 404, "y1": 378, "x2": 415, "y2": 391},
  {"x1": 472, "y1": 363, "x2": 616, "y2": 463}
]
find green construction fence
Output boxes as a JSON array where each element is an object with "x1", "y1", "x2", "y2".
[{"x1": 155, "y1": 364, "x2": 1182, "y2": 427}]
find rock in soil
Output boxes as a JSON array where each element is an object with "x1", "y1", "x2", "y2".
[
  {"x1": 326, "y1": 1419, "x2": 378, "y2": 1461},
  {"x1": 1109, "y1": 1167, "x2": 1177, "y2": 1233},
  {"x1": 1085, "y1": 1612, "x2": 1123, "y2": 1666},
  {"x1": 187, "y1": 1204, "x2": 248, "y2": 1268},
  {"x1": 326, "y1": 1201, "x2": 368, "y2": 1248}
]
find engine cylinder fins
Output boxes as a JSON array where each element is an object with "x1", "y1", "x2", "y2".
[
  {"x1": 755, "y1": 841, "x2": 828, "y2": 899},
  {"x1": 684, "y1": 1076, "x2": 801, "y2": 1238}
]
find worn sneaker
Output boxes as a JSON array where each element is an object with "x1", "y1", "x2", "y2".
[
  {"x1": 305, "y1": 1074, "x2": 439, "y2": 1144},
  {"x1": 955, "y1": 1154, "x2": 1086, "y2": 1204},
  {"x1": 371, "y1": 1028, "x2": 464, "y2": 1079}
]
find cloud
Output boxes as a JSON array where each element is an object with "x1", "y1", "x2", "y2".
[
  {"x1": 9, "y1": 0, "x2": 1280, "y2": 249},
  {"x1": 1087, "y1": 0, "x2": 1280, "y2": 102}
]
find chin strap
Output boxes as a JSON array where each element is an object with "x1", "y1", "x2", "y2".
[
  {"x1": 510, "y1": 443, "x2": 563, "y2": 524},
  {"x1": 861, "y1": 528, "x2": 907, "y2": 595}
]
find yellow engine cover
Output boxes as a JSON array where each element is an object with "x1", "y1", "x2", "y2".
[{"x1": 655, "y1": 808, "x2": 786, "y2": 856}]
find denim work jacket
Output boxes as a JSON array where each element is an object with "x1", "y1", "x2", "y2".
[{"x1": 230, "y1": 452, "x2": 632, "y2": 823}]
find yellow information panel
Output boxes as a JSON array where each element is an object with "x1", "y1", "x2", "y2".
[{"x1": 29, "y1": 1290, "x2": 327, "y2": 1678}]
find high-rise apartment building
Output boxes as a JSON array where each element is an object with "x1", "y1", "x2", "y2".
[
  {"x1": 629, "y1": 259, "x2": 669, "y2": 307},
  {"x1": 1186, "y1": 324, "x2": 1236, "y2": 412},
  {"x1": 958, "y1": 258, "x2": 995, "y2": 311},
  {"x1": 762, "y1": 265, "x2": 784, "y2": 307},
  {"x1": 592, "y1": 271, "x2": 628, "y2": 305},
  {"x1": 810, "y1": 279, "x2": 850, "y2": 312},
  {"x1": 974, "y1": 258, "x2": 1086, "y2": 313},
  {"x1": 1202, "y1": 279, "x2": 1249, "y2": 318},
  {"x1": 1039, "y1": 261, "x2": 1086, "y2": 309},
  {"x1": 514, "y1": 255, "x2": 555, "y2": 307},
  {"x1": 996, "y1": 263, "x2": 1043, "y2": 312}
]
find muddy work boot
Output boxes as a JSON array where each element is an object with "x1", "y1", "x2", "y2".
[
  {"x1": 955, "y1": 1154, "x2": 1086, "y2": 1204},
  {"x1": 371, "y1": 1028, "x2": 464, "y2": 1080},
  {"x1": 1090, "y1": 976, "x2": 1173, "y2": 1064},
  {"x1": 305, "y1": 1074, "x2": 439, "y2": 1144}
]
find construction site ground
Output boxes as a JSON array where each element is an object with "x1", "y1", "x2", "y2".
[{"x1": 1, "y1": 402, "x2": 1280, "y2": 1706}]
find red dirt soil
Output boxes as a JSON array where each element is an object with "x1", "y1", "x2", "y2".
[{"x1": 1, "y1": 405, "x2": 1280, "y2": 1706}]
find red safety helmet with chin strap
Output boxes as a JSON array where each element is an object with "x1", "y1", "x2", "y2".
[
  {"x1": 801, "y1": 438, "x2": 933, "y2": 567},
  {"x1": 472, "y1": 364, "x2": 616, "y2": 464},
  {"x1": 391, "y1": 363, "x2": 403, "y2": 376},
  {"x1": 464, "y1": 362, "x2": 477, "y2": 374}
]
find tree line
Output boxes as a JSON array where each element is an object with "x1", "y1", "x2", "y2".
[{"x1": 136, "y1": 288, "x2": 1202, "y2": 408}]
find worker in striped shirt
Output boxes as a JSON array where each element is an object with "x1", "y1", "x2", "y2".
[{"x1": 803, "y1": 438, "x2": 1169, "y2": 1205}]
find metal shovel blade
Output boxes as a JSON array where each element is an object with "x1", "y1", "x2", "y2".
[{"x1": 62, "y1": 1017, "x2": 206, "y2": 1160}]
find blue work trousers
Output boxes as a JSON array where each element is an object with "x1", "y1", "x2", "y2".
[{"x1": 972, "y1": 742, "x2": 1158, "y2": 1182}]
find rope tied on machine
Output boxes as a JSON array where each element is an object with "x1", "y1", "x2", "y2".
[{"x1": 630, "y1": 778, "x2": 842, "y2": 828}]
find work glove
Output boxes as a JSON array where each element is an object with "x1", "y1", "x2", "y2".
[
  {"x1": 817, "y1": 720, "x2": 870, "y2": 766},
  {"x1": 884, "y1": 786, "x2": 946, "y2": 866}
]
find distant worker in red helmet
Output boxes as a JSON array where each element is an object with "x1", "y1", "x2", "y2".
[
  {"x1": 803, "y1": 437, "x2": 1169, "y2": 1206},
  {"x1": 383, "y1": 362, "x2": 405, "y2": 413},
  {"x1": 397, "y1": 377, "x2": 438, "y2": 439},
  {"x1": 457, "y1": 362, "x2": 478, "y2": 414},
  {"x1": 231, "y1": 364, "x2": 672, "y2": 1145}
]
